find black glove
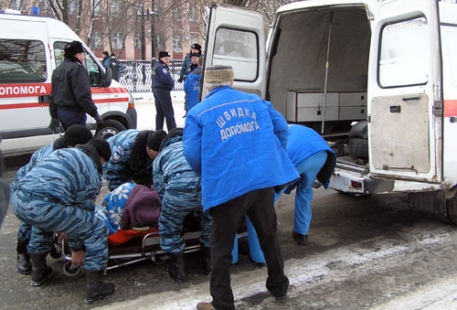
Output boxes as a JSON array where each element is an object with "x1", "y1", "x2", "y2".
[
  {"x1": 94, "y1": 115, "x2": 104, "y2": 129},
  {"x1": 178, "y1": 78, "x2": 183, "y2": 83},
  {"x1": 48, "y1": 118, "x2": 60, "y2": 133}
]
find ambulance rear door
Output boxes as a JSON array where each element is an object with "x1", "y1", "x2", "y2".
[
  {"x1": 201, "y1": 3, "x2": 266, "y2": 99},
  {"x1": 367, "y1": 0, "x2": 442, "y2": 184}
]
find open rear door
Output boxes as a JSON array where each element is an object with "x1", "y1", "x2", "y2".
[
  {"x1": 368, "y1": 0, "x2": 442, "y2": 183},
  {"x1": 201, "y1": 3, "x2": 266, "y2": 99}
]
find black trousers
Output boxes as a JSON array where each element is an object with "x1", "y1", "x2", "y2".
[
  {"x1": 209, "y1": 188, "x2": 289, "y2": 310},
  {"x1": 153, "y1": 88, "x2": 176, "y2": 132}
]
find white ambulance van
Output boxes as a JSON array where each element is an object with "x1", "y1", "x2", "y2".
[
  {"x1": 203, "y1": 0, "x2": 457, "y2": 223},
  {"x1": 0, "y1": 12, "x2": 137, "y2": 156}
]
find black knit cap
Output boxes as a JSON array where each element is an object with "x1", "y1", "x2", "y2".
[
  {"x1": 147, "y1": 130, "x2": 167, "y2": 152},
  {"x1": 190, "y1": 53, "x2": 200, "y2": 58},
  {"x1": 87, "y1": 138, "x2": 111, "y2": 161},
  {"x1": 64, "y1": 41, "x2": 84, "y2": 56},
  {"x1": 64, "y1": 124, "x2": 93, "y2": 147}
]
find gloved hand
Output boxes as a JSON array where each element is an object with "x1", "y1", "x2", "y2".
[
  {"x1": 94, "y1": 115, "x2": 104, "y2": 129},
  {"x1": 48, "y1": 118, "x2": 61, "y2": 133},
  {"x1": 178, "y1": 77, "x2": 183, "y2": 83}
]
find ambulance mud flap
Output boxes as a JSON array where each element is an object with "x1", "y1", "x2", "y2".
[{"x1": 407, "y1": 190, "x2": 449, "y2": 223}]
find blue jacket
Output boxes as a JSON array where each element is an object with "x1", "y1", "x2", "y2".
[
  {"x1": 184, "y1": 66, "x2": 201, "y2": 112},
  {"x1": 286, "y1": 125, "x2": 336, "y2": 189},
  {"x1": 105, "y1": 129, "x2": 152, "y2": 191},
  {"x1": 152, "y1": 60, "x2": 174, "y2": 91},
  {"x1": 183, "y1": 86, "x2": 299, "y2": 210}
]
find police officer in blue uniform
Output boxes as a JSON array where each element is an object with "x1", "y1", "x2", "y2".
[{"x1": 152, "y1": 51, "x2": 176, "y2": 131}]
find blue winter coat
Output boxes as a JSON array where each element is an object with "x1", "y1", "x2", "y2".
[
  {"x1": 184, "y1": 67, "x2": 201, "y2": 112},
  {"x1": 183, "y1": 86, "x2": 299, "y2": 210},
  {"x1": 152, "y1": 60, "x2": 174, "y2": 91},
  {"x1": 105, "y1": 129, "x2": 152, "y2": 191},
  {"x1": 286, "y1": 125, "x2": 336, "y2": 189}
]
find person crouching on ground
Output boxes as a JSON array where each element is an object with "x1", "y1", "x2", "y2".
[
  {"x1": 153, "y1": 128, "x2": 211, "y2": 283},
  {"x1": 10, "y1": 138, "x2": 115, "y2": 304}
]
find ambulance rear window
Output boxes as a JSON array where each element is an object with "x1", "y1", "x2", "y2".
[{"x1": 0, "y1": 39, "x2": 46, "y2": 83}]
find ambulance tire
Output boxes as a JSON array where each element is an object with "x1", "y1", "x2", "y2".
[
  {"x1": 349, "y1": 138, "x2": 368, "y2": 159},
  {"x1": 446, "y1": 189, "x2": 457, "y2": 225},
  {"x1": 95, "y1": 119, "x2": 126, "y2": 140},
  {"x1": 349, "y1": 120, "x2": 368, "y2": 139}
]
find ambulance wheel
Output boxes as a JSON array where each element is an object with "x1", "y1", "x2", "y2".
[
  {"x1": 95, "y1": 119, "x2": 126, "y2": 140},
  {"x1": 446, "y1": 189, "x2": 457, "y2": 225},
  {"x1": 63, "y1": 261, "x2": 82, "y2": 277}
]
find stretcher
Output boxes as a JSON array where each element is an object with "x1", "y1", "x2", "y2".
[{"x1": 53, "y1": 222, "x2": 250, "y2": 276}]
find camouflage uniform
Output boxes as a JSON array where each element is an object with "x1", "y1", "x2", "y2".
[
  {"x1": 105, "y1": 129, "x2": 152, "y2": 191},
  {"x1": 12, "y1": 144, "x2": 55, "y2": 245},
  {"x1": 11, "y1": 147, "x2": 108, "y2": 271},
  {"x1": 153, "y1": 129, "x2": 211, "y2": 254}
]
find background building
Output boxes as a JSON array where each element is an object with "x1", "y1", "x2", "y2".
[{"x1": 1, "y1": 0, "x2": 205, "y2": 60}]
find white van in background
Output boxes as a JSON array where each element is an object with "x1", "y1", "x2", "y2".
[
  {"x1": 0, "y1": 12, "x2": 137, "y2": 156},
  {"x1": 203, "y1": 1, "x2": 457, "y2": 224}
]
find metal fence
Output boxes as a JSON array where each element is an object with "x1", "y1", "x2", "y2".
[{"x1": 117, "y1": 60, "x2": 184, "y2": 93}]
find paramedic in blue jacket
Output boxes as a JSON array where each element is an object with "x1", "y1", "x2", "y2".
[
  {"x1": 245, "y1": 125, "x2": 337, "y2": 264},
  {"x1": 10, "y1": 138, "x2": 115, "y2": 304},
  {"x1": 183, "y1": 54, "x2": 202, "y2": 115},
  {"x1": 105, "y1": 129, "x2": 167, "y2": 191},
  {"x1": 183, "y1": 65, "x2": 299, "y2": 310},
  {"x1": 12, "y1": 125, "x2": 93, "y2": 275},
  {"x1": 280, "y1": 124, "x2": 336, "y2": 245},
  {"x1": 152, "y1": 51, "x2": 176, "y2": 131},
  {"x1": 153, "y1": 128, "x2": 211, "y2": 283}
]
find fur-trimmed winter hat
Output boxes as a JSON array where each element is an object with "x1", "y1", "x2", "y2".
[
  {"x1": 64, "y1": 41, "x2": 84, "y2": 56},
  {"x1": 64, "y1": 124, "x2": 93, "y2": 147},
  {"x1": 205, "y1": 65, "x2": 234, "y2": 83},
  {"x1": 159, "y1": 51, "x2": 171, "y2": 59},
  {"x1": 87, "y1": 138, "x2": 111, "y2": 161},
  {"x1": 146, "y1": 130, "x2": 167, "y2": 152}
]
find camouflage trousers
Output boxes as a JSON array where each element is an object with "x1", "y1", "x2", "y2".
[
  {"x1": 158, "y1": 192, "x2": 211, "y2": 254},
  {"x1": 11, "y1": 193, "x2": 108, "y2": 272}
]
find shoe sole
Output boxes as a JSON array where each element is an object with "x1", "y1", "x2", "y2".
[
  {"x1": 30, "y1": 269, "x2": 54, "y2": 287},
  {"x1": 17, "y1": 268, "x2": 32, "y2": 275}
]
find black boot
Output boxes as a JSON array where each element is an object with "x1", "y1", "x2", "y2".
[
  {"x1": 201, "y1": 246, "x2": 212, "y2": 276},
  {"x1": 84, "y1": 271, "x2": 115, "y2": 304},
  {"x1": 30, "y1": 252, "x2": 54, "y2": 287},
  {"x1": 16, "y1": 240, "x2": 32, "y2": 275},
  {"x1": 168, "y1": 252, "x2": 185, "y2": 283}
]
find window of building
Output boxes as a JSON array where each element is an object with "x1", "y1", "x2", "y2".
[
  {"x1": 157, "y1": 34, "x2": 166, "y2": 50},
  {"x1": 173, "y1": 34, "x2": 182, "y2": 52},
  {"x1": 0, "y1": 39, "x2": 46, "y2": 83},
  {"x1": 379, "y1": 17, "x2": 430, "y2": 87},
  {"x1": 189, "y1": 6, "x2": 198, "y2": 22},
  {"x1": 113, "y1": 33, "x2": 123, "y2": 49},
  {"x1": 90, "y1": 32, "x2": 103, "y2": 49},
  {"x1": 69, "y1": 0, "x2": 78, "y2": 14},
  {"x1": 172, "y1": 6, "x2": 182, "y2": 21},
  {"x1": 134, "y1": 33, "x2": 142, "y2": 49},
  {"x1": 190, "y1": 33, "x2": 200, "y2": 46},
  {"x1": 112, "y1": 0, "x2": 121, "y2": 16}
]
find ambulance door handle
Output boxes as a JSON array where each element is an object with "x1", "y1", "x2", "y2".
[
  {"x1": 38, "y1": 95, "x2": 49, "y2": 103},
  {"x1": 390, "y1": 105, "x2": 401, "y2": 113},
  {"x1": 402, "y1": 96, "x2": 420, "y2": 102}
]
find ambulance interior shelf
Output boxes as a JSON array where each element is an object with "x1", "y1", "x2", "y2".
[{"x1": 286, "y1": 90, "x2": 367, "y2": 123}]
